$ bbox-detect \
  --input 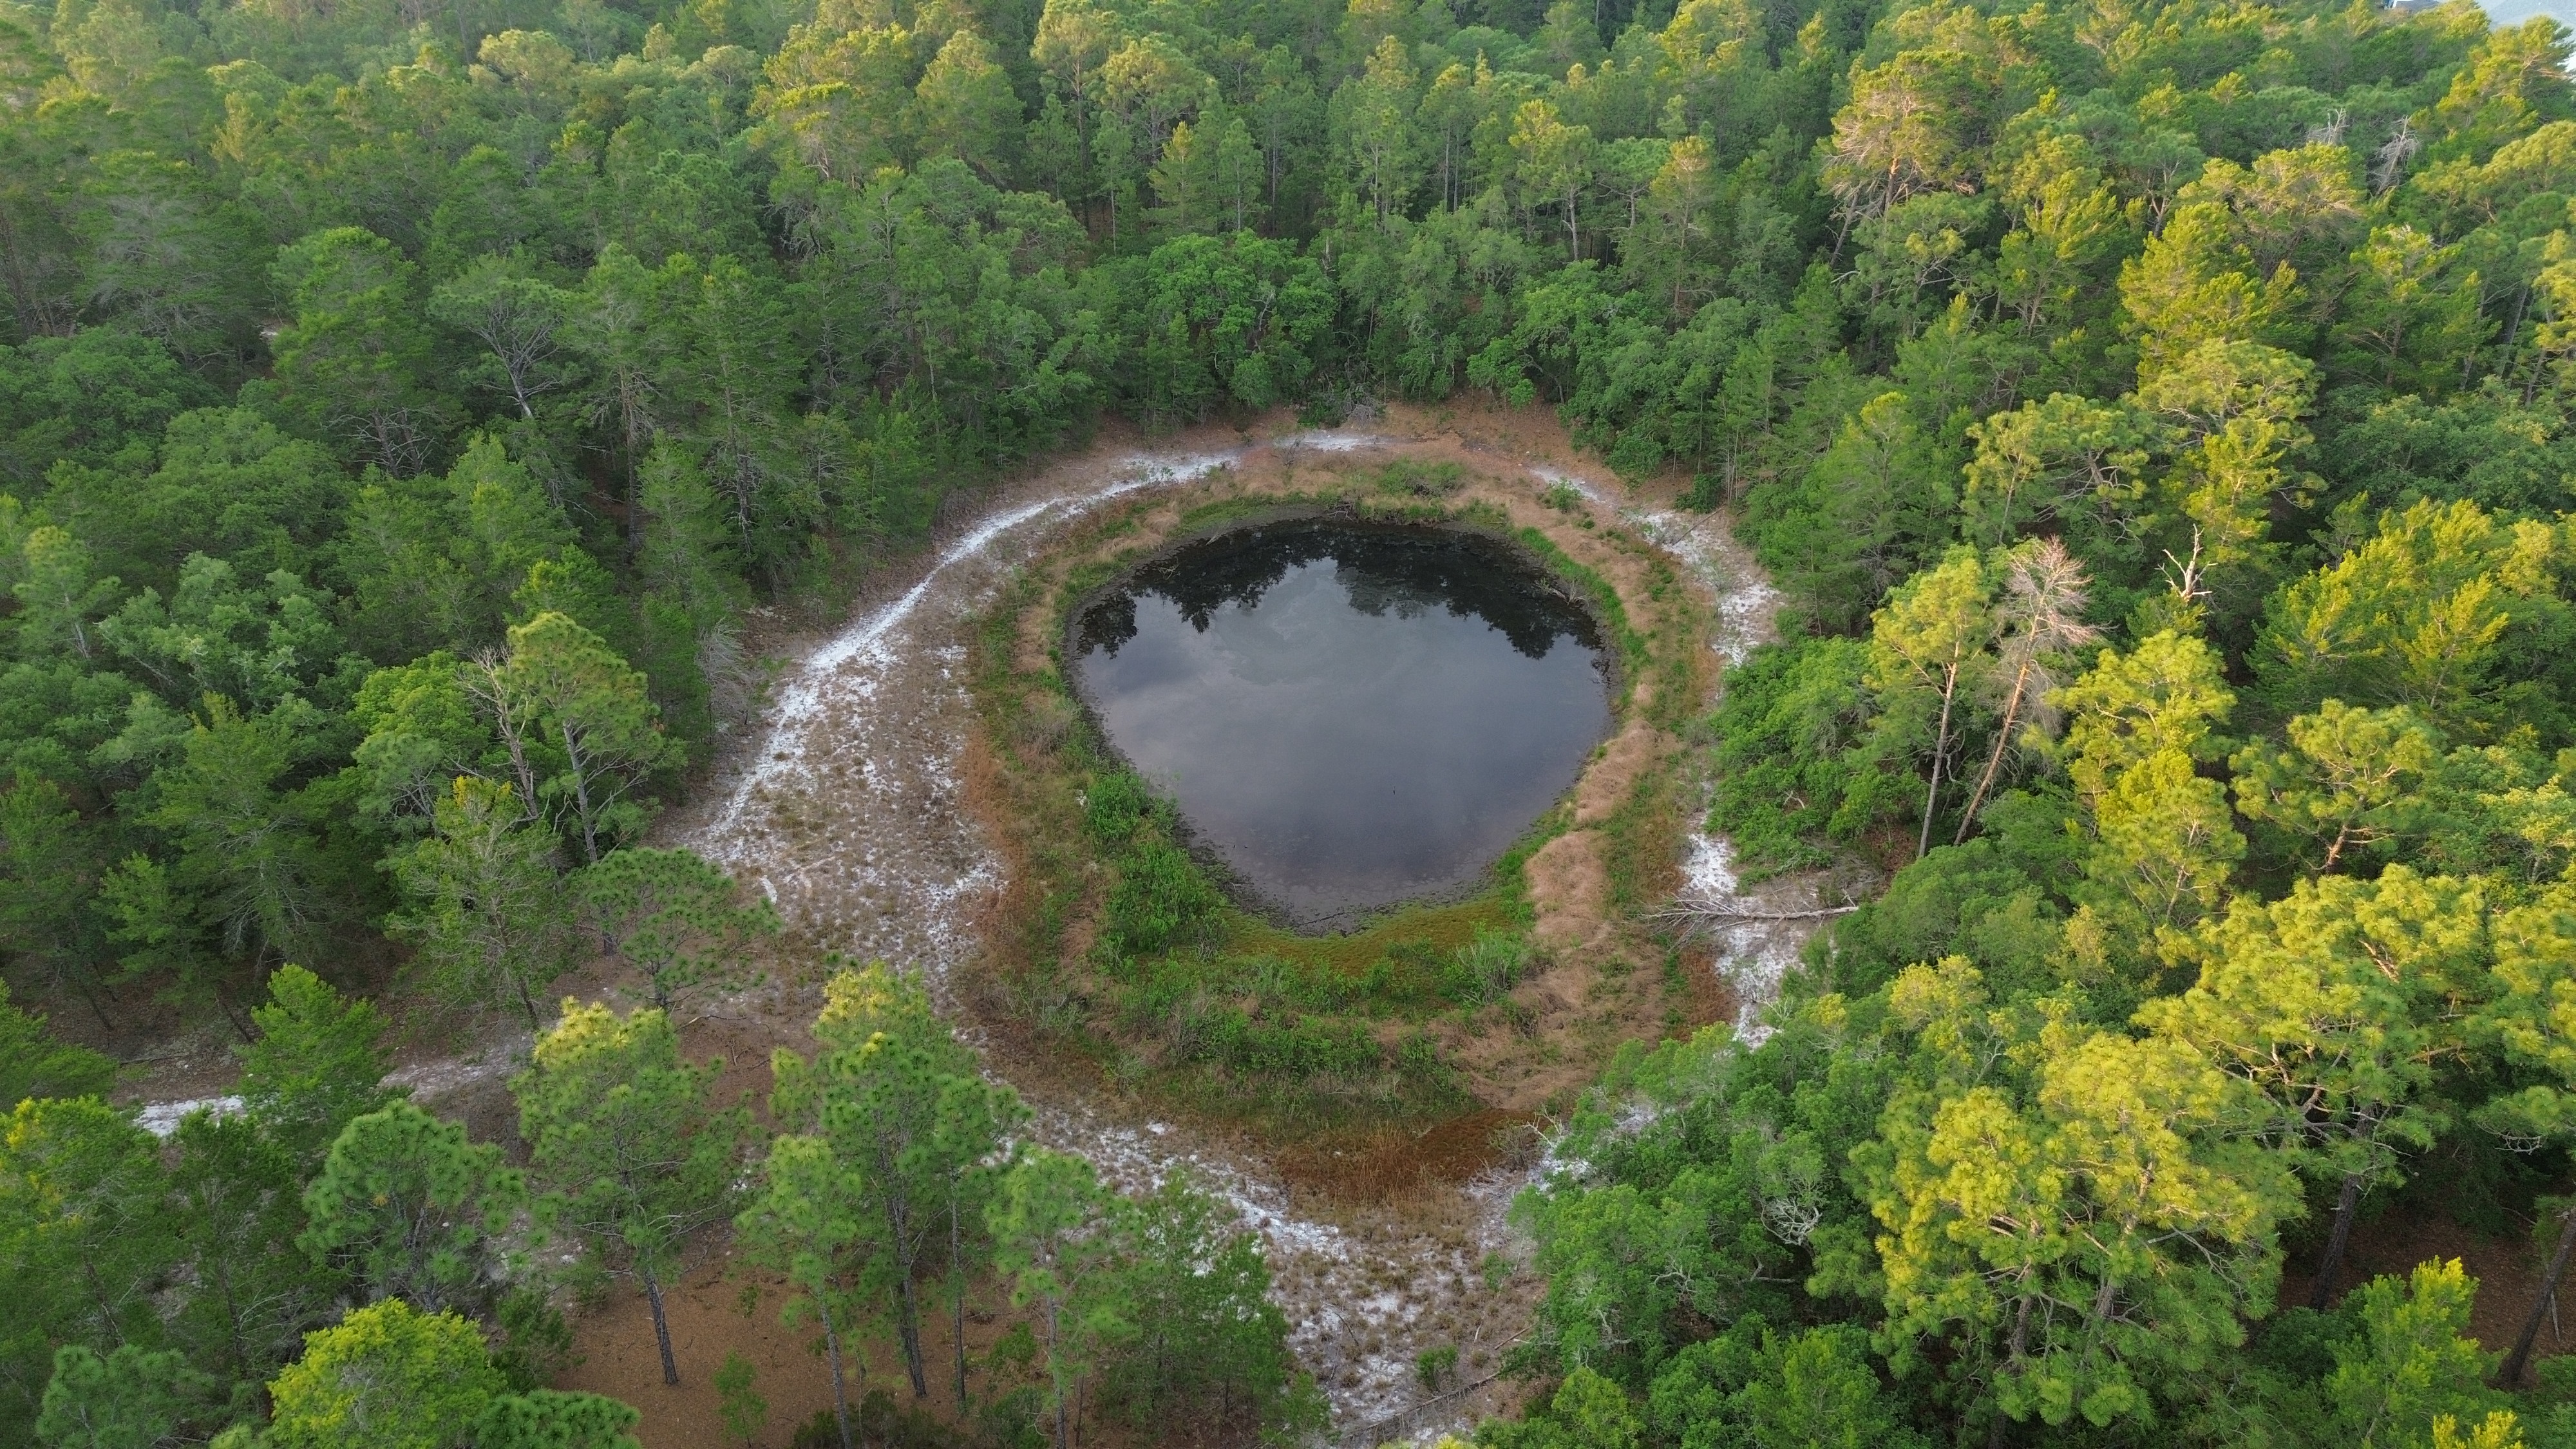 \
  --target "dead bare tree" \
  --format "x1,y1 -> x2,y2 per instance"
1955,538 -> 2099,842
